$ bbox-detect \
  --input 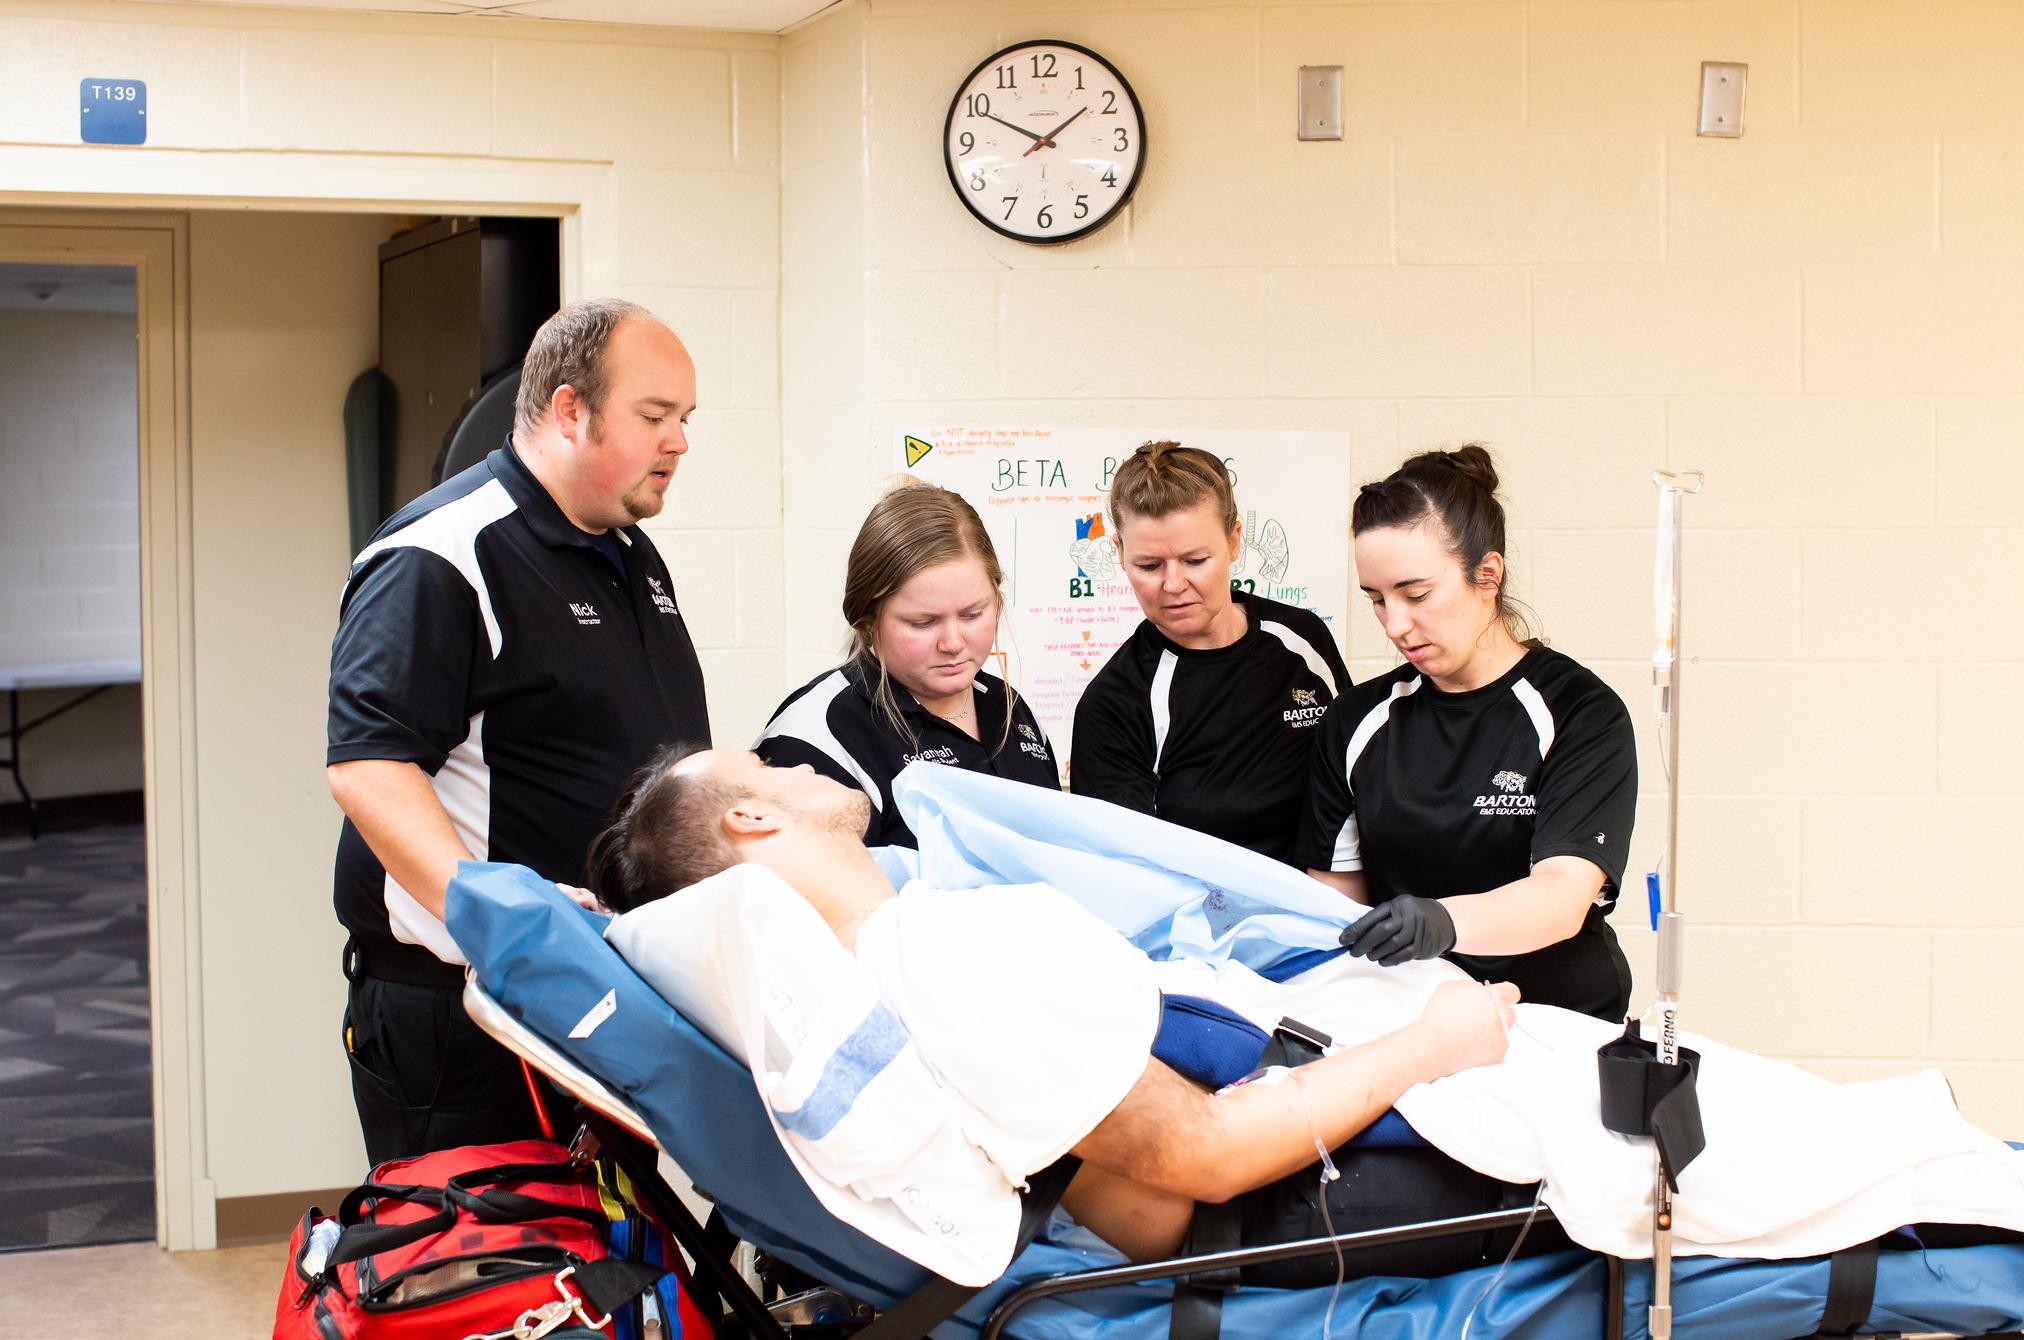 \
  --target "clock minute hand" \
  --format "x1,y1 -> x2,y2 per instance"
1022,104 -> 1089,157
979,111 -> 1047,144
